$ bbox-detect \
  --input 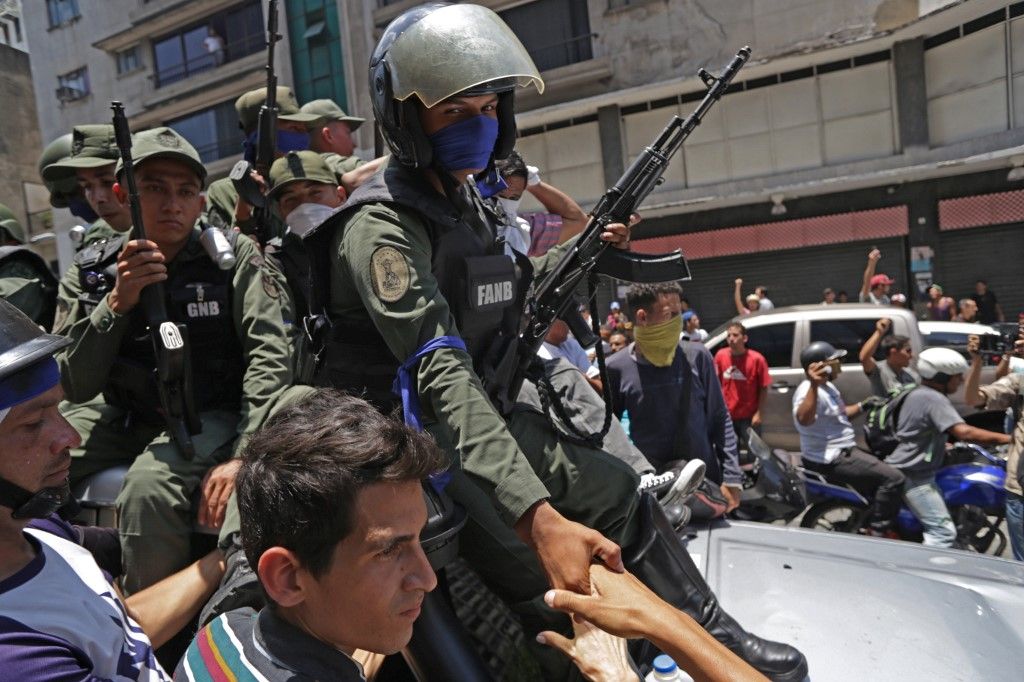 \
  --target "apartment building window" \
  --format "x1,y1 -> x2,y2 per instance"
153,3 -> 263,87
500,0 -> 593,72
116,46 -> 141,75
167,100 -> 239,163
56,67 -> 89,103
46,0 -> 79,28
